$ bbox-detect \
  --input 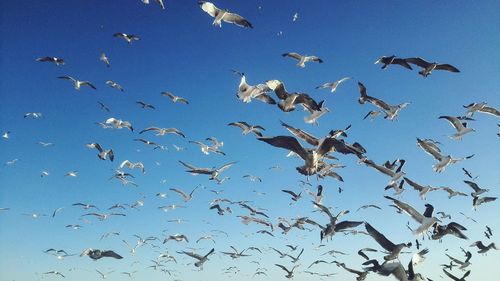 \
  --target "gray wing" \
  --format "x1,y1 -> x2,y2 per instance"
257,136 -> 308,160
222,12 -> 253,28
